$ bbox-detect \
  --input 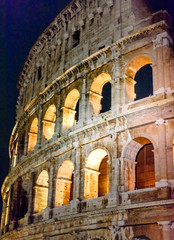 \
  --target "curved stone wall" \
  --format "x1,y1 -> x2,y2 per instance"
1,0 -> 174,240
